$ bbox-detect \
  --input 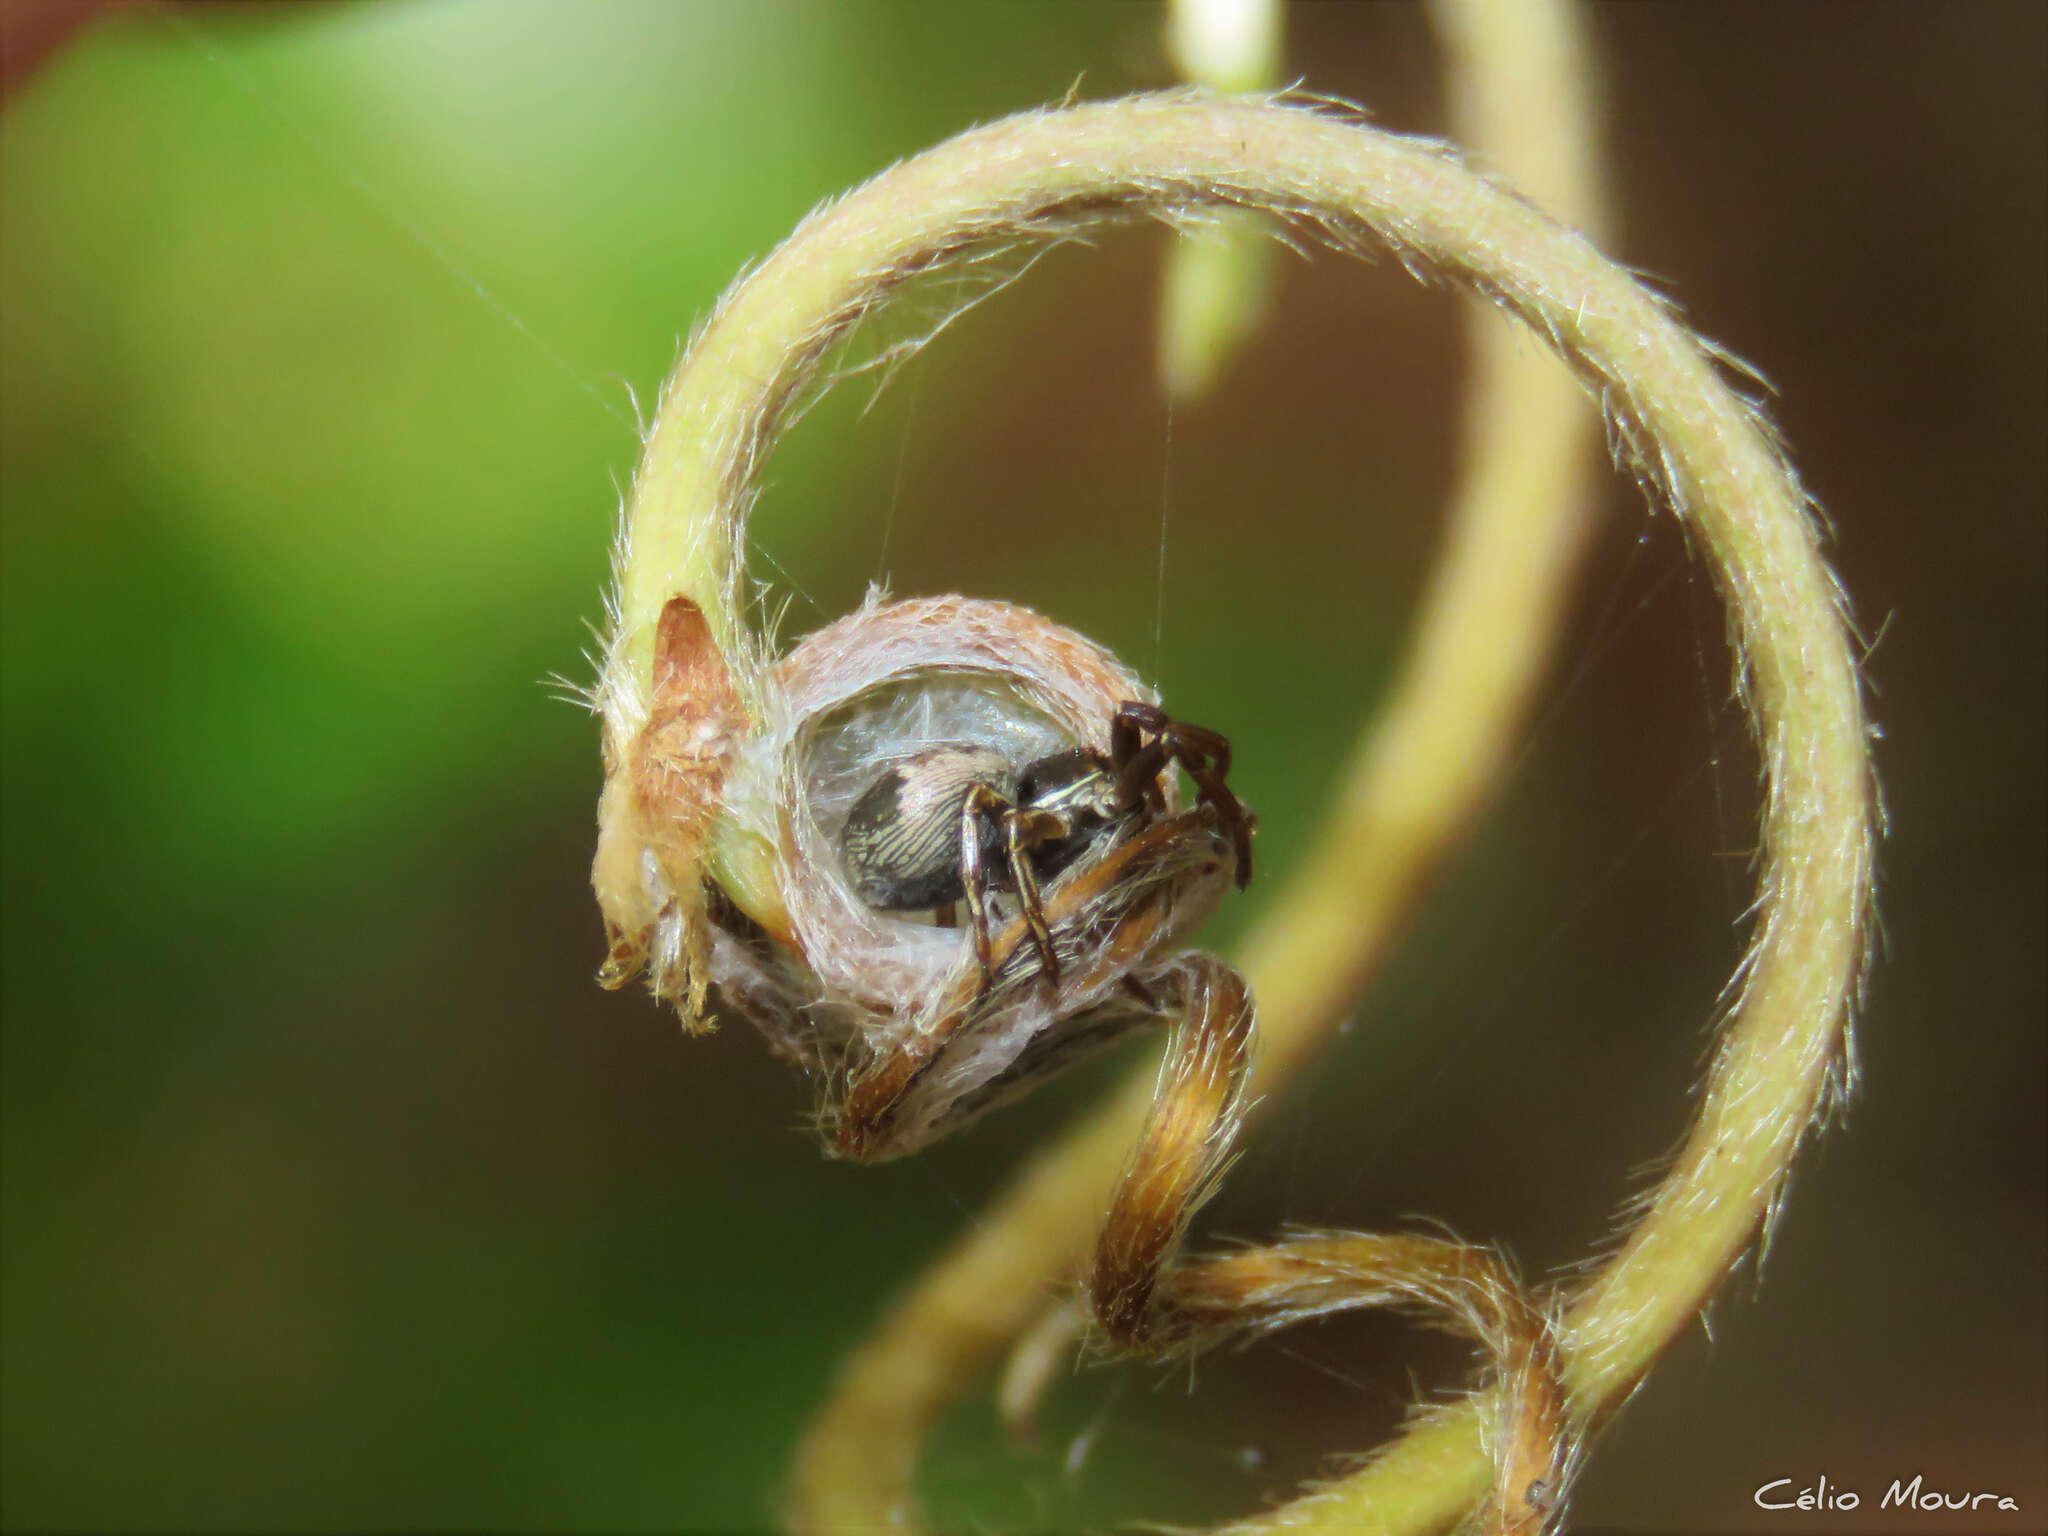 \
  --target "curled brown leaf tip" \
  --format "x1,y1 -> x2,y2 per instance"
592,595 -> 747,1028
